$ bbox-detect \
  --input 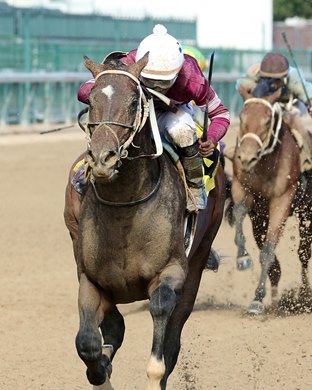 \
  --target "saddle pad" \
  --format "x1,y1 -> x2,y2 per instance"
71,160 -> 90,194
